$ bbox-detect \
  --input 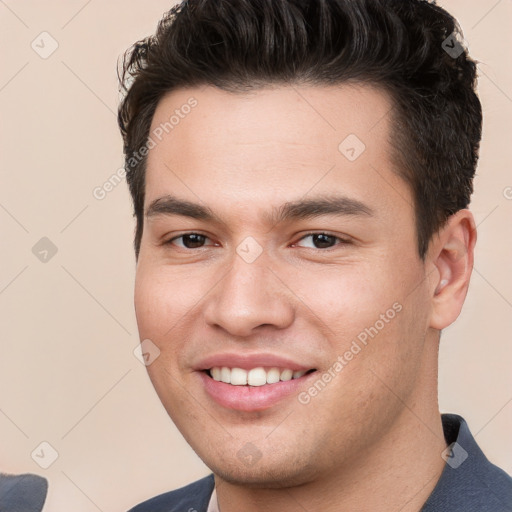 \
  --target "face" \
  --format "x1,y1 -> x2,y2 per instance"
134,84 -> 438,486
